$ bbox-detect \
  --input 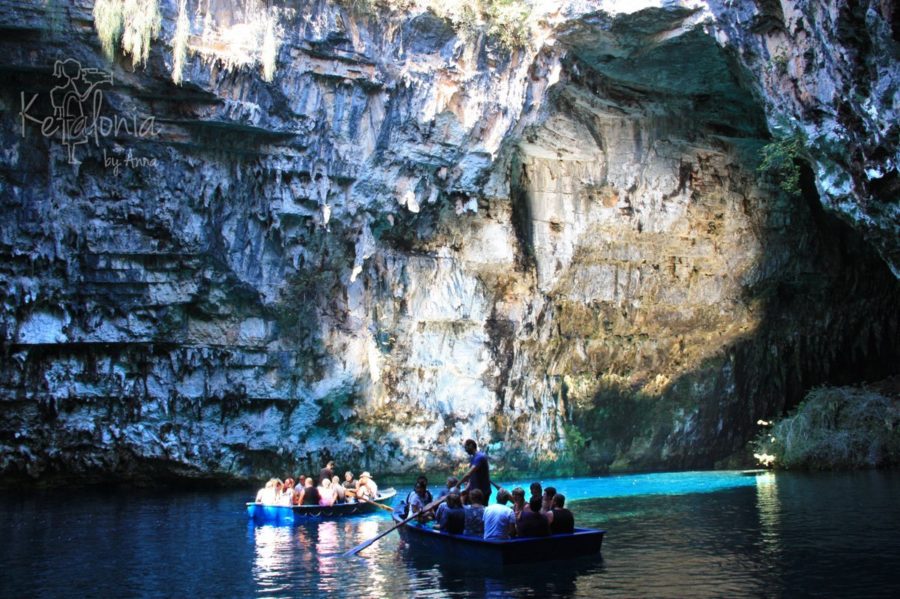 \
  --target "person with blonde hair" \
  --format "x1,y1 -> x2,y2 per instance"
332,475 -> 346,503
318,477 -> 336,507
255,478 -> 282,505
